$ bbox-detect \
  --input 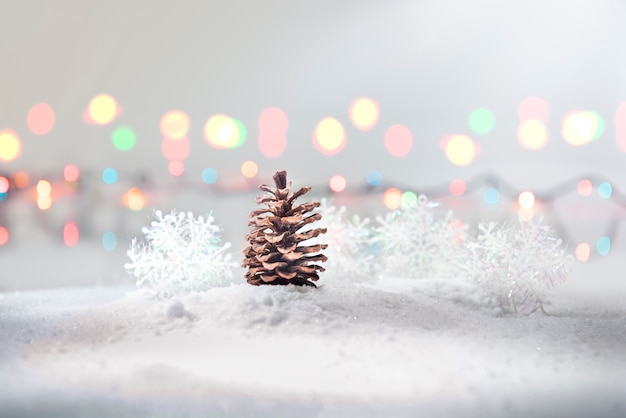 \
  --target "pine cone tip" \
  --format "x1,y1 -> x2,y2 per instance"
273,170 -> 288,189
